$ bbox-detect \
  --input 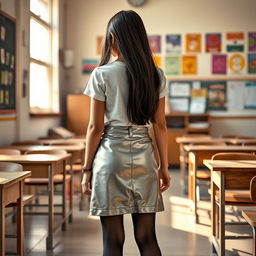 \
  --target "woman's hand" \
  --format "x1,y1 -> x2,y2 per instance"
158,168 -> 171,192
81,171 -> 93,195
